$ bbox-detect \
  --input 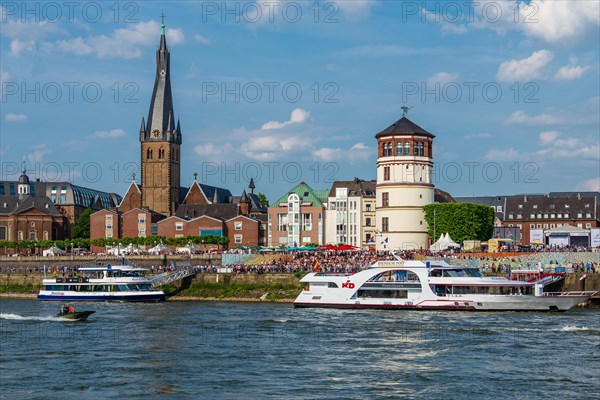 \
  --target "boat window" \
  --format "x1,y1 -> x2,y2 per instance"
328,282 -> 339,288
367,270 -> 420,283
357,289 -> 408,299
